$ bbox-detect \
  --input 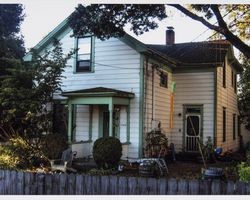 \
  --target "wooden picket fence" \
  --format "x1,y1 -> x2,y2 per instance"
0,169 -> 250,195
